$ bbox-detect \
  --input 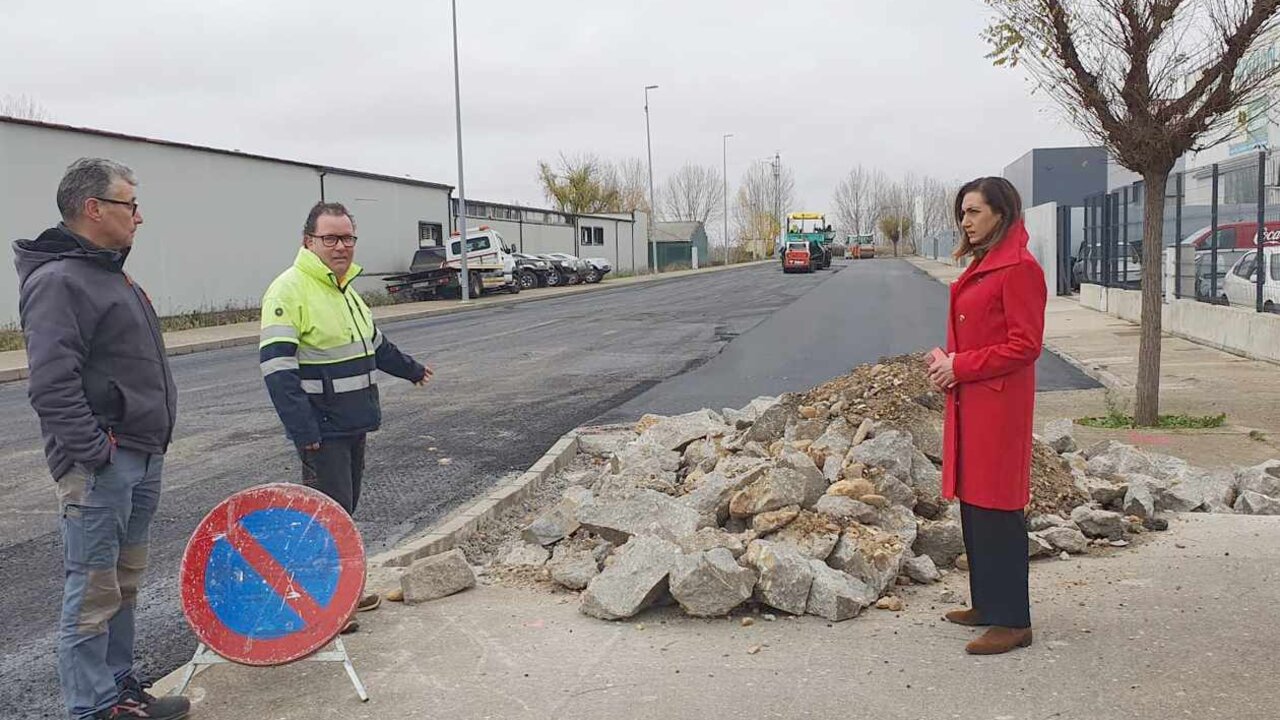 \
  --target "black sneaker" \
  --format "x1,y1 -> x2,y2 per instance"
100,677 -> 191,720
